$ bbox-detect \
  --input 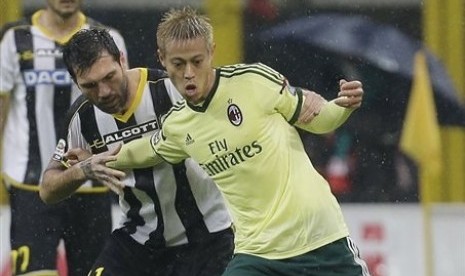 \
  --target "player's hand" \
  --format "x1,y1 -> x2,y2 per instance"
78,145 -> 126,195
298,89 -> 327,124
334,79 -> 363,109
65,148 -> 92,166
